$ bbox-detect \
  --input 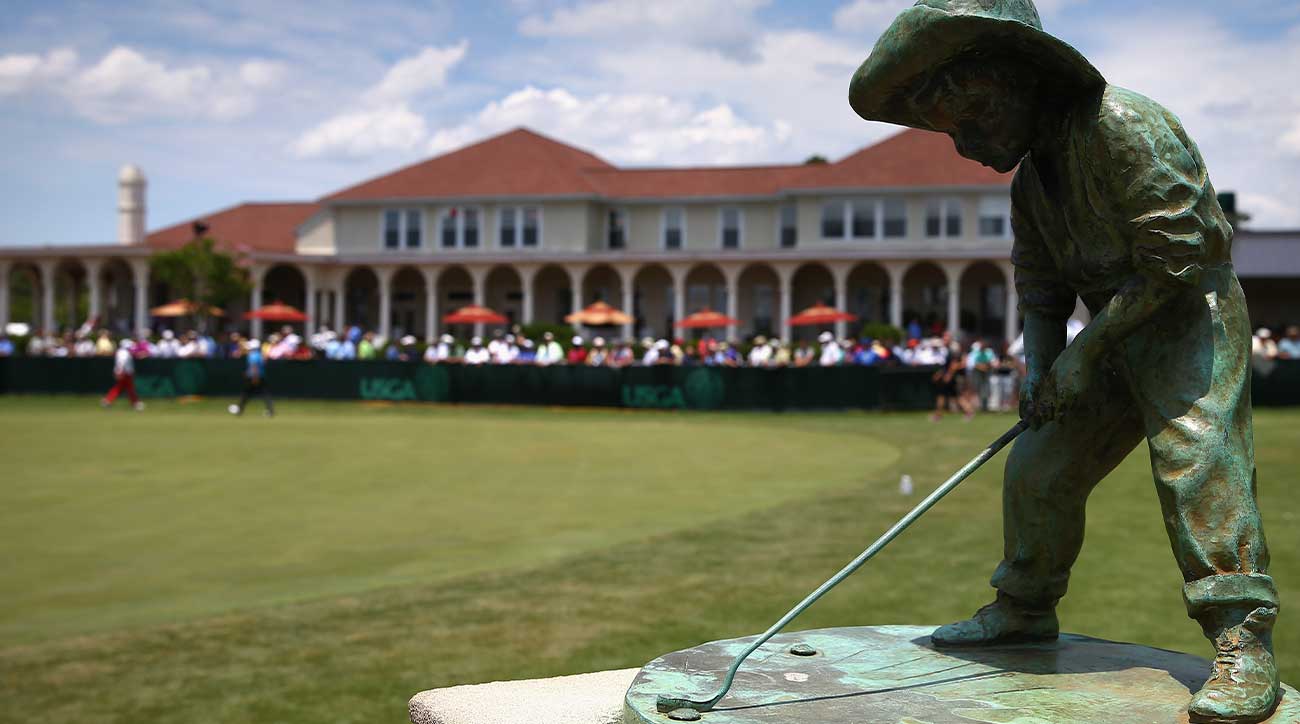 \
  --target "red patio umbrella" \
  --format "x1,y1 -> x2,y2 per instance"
442,304 -> 509,325
151,298 -> 225,318
787,303 -> 858,327
244,301 -> 307,322
565,301 -> 633,326
675,308 -> 740,329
